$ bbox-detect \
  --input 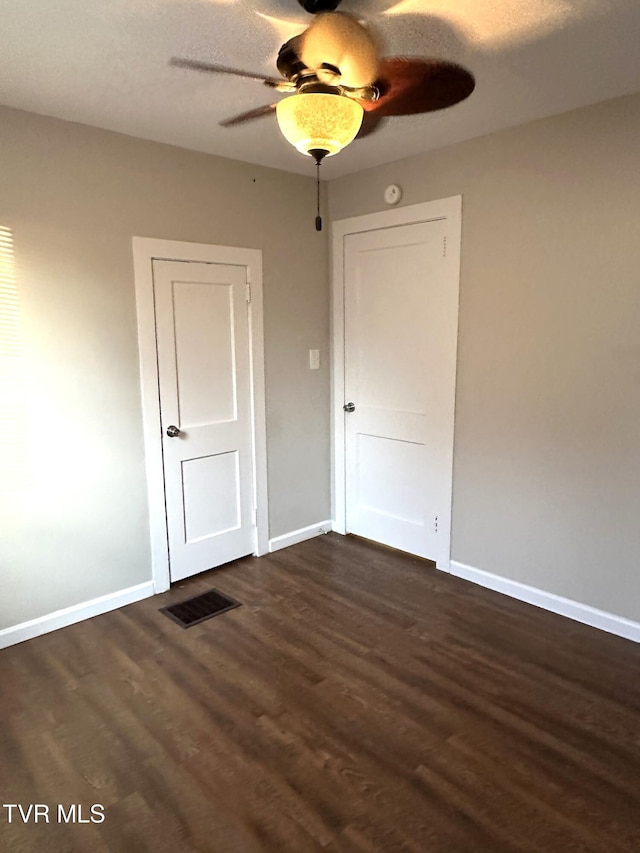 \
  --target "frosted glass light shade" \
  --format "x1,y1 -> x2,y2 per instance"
276,93 -> 364,157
